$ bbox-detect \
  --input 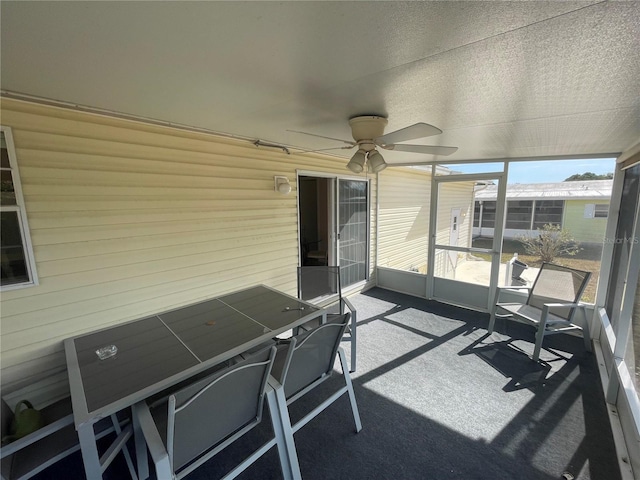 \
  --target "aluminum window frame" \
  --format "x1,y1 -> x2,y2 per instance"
479,200 -> 497,228
505,199 -> 534,230
532,199 -> 564,229
1,126 -> 38,290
